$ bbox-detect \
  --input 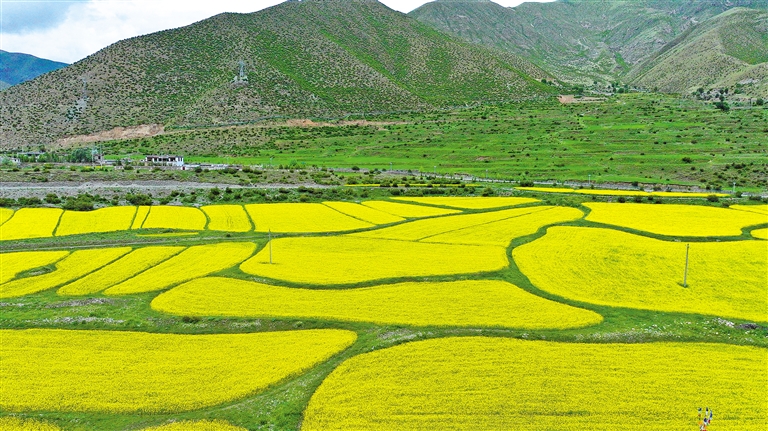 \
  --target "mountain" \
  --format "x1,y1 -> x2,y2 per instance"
0,0 -> 552,149
410,0 -> 767,84
0,81 -> 11,91
628,7 -> 768,97
0,50 -> 68,87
